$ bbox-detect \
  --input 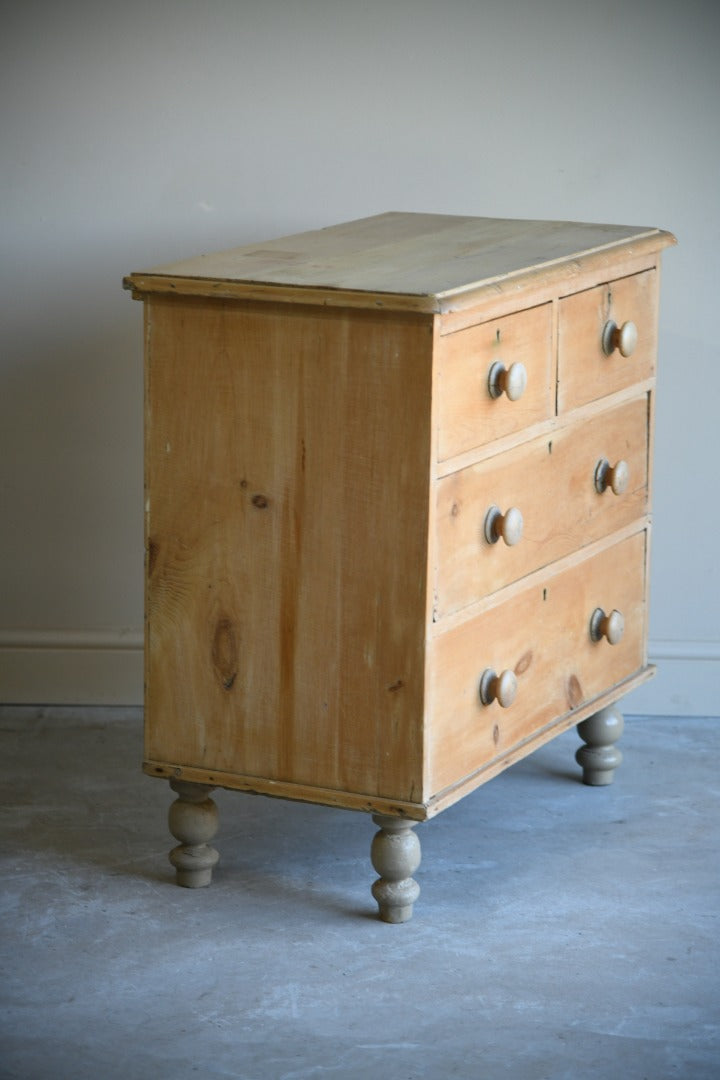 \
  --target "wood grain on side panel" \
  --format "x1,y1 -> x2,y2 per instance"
144,296 -> 434,804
